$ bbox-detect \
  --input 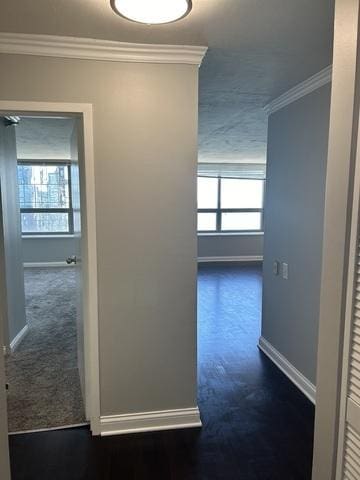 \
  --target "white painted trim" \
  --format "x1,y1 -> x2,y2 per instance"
80,105 -> 101,434
100,407 -> 202,436
258,336 -> 316,404
8,422 -> 89,436
0,101 -> 101,435
198,255 -> 263,263
0,33 -> 207,66
23,262 -> 73,268
10,324 -> 29,353
264,66 -> 332,115
22,235 -> 75,239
